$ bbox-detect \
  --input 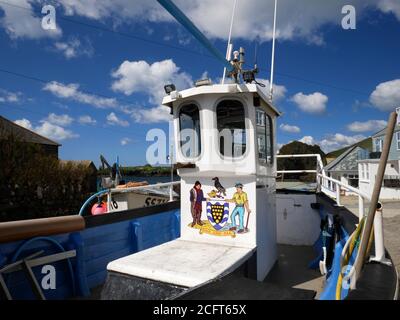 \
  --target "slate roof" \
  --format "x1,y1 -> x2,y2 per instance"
325,145 -> 357,171
372,124 -> 400,138
0,116 -> 60,146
